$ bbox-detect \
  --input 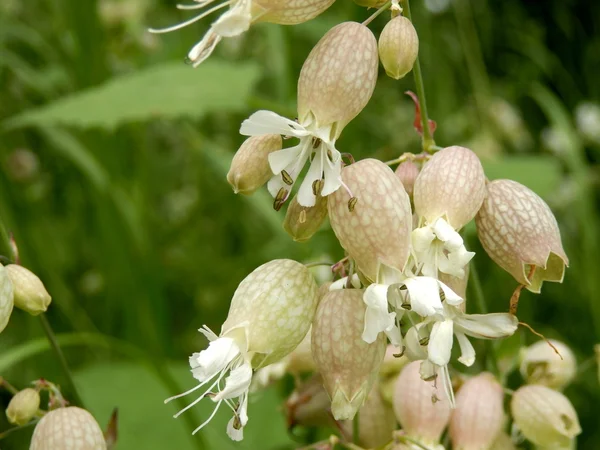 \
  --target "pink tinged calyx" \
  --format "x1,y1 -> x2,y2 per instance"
475,179 -> 568,293
240,22 -> 378,207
